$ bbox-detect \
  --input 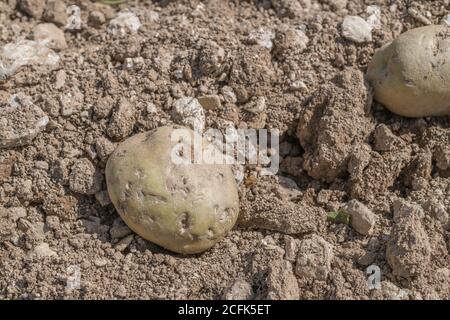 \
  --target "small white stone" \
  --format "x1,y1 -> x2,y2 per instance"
107,11 -> 141,36
342,16 -> 372,43
366,5 -> 382,30
172,97 -> 205,133
247,27 -> 275,49
0,39 -> 59,79
290,80 -> 308,92
146,102 -> 157,114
